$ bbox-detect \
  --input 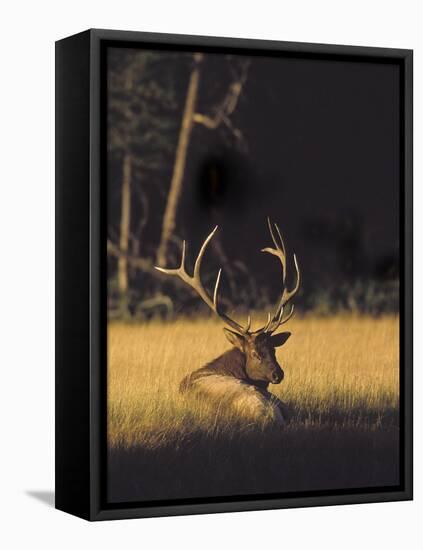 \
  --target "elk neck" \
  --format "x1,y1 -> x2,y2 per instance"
204,348 -> 270,391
